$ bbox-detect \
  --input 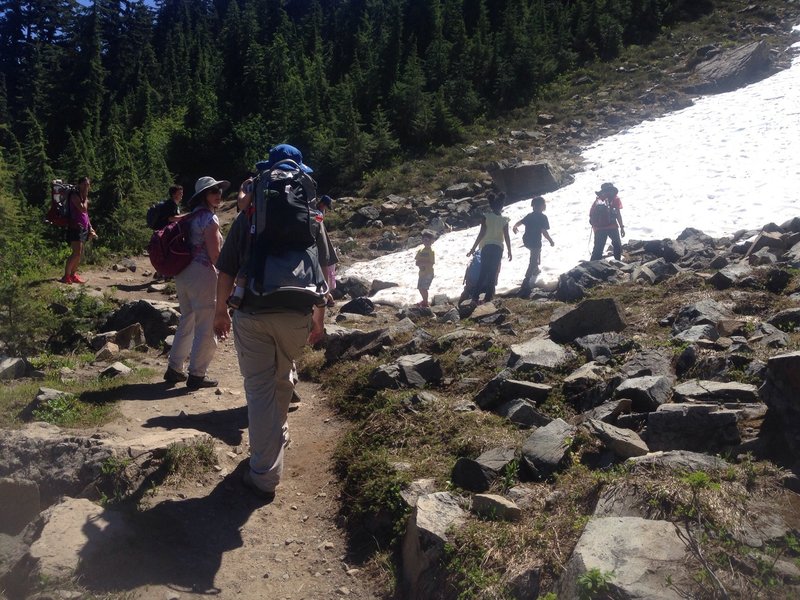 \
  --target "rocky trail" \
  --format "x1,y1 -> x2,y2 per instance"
4,253 -> 380,600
